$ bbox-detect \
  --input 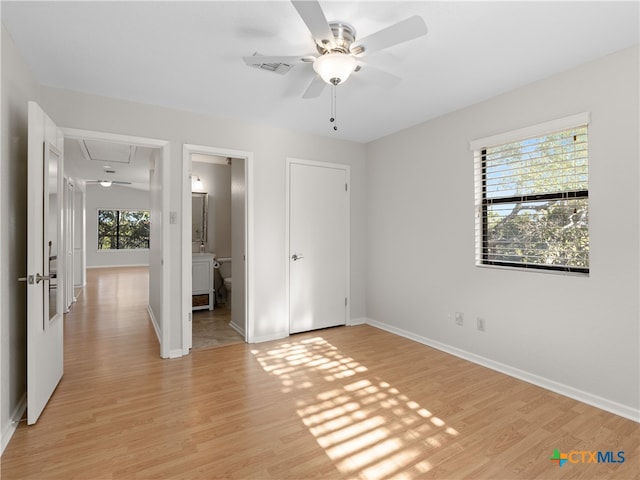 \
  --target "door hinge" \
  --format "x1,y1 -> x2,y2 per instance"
345,183 -> 348,192
345,297 -> 348,307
